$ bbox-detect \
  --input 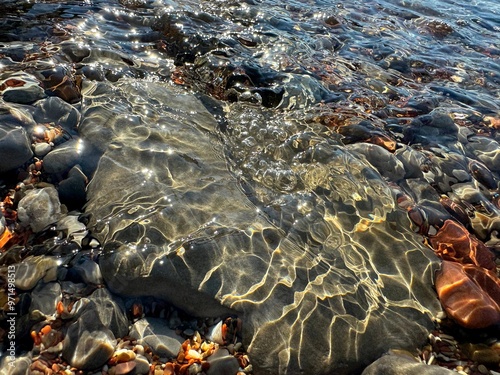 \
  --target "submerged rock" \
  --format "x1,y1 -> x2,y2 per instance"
129,317 -> 184,359
0,126 -> 33,173
362,352 -> 456,375
85,81 -> 441,375
17,187 -> 61,233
